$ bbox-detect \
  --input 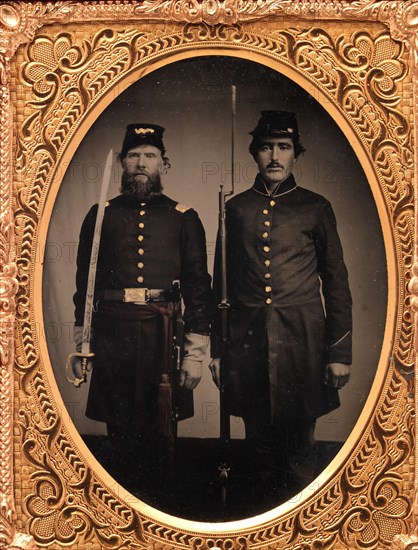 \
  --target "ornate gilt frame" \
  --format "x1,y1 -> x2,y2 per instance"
1,1 -> 418,548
